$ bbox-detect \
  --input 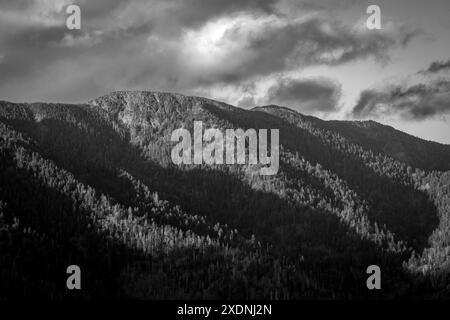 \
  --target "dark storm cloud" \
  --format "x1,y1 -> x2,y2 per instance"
419,59 -> 450,74
352,81 -> 450,120
251,18 -> 414,66
264,77 -> 342,112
